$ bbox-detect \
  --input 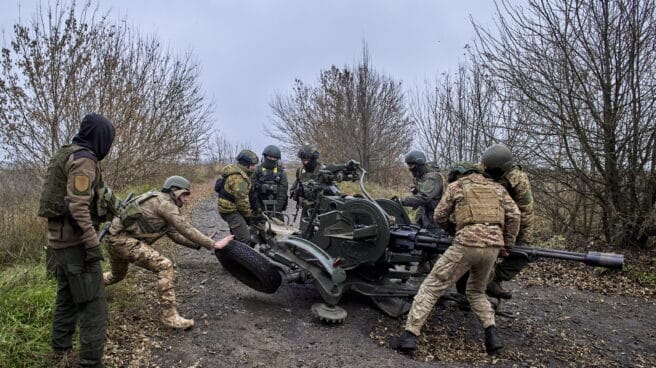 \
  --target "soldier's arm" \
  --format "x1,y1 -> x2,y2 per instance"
158,201 -> 215,250
402,177 -> 439,207
229,176 -> 252,217
65,156 -> 100,249
277,171 -> 289,210
433,184 -> 455,228
512,173 -> 535,242
501,190 -> 521,248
